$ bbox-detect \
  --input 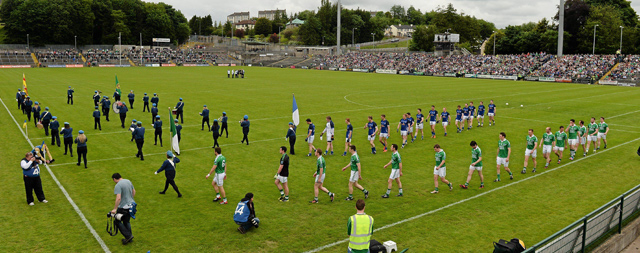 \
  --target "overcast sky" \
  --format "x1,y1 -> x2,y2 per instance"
151,0 -> 640,28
